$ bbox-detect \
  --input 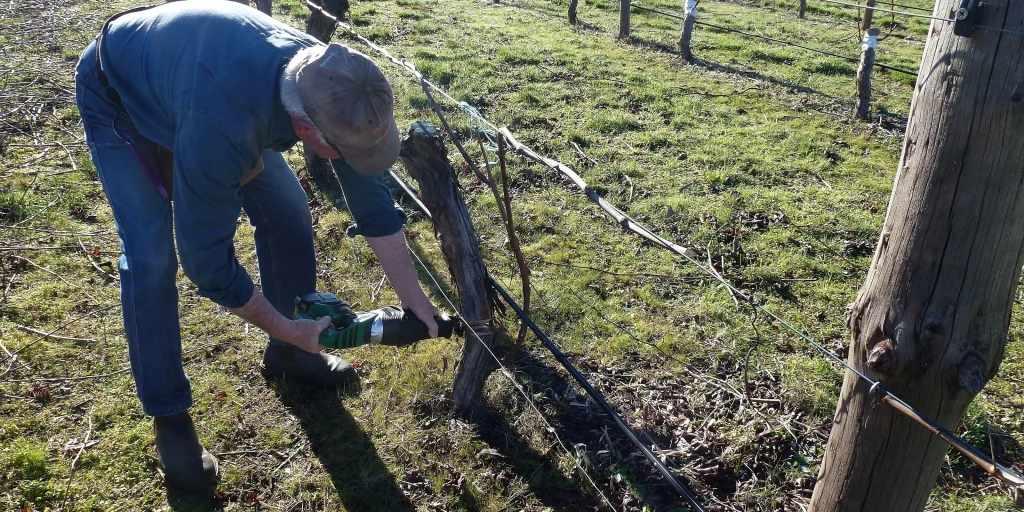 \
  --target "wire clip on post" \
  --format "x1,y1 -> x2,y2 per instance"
953,0 -> 984,37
